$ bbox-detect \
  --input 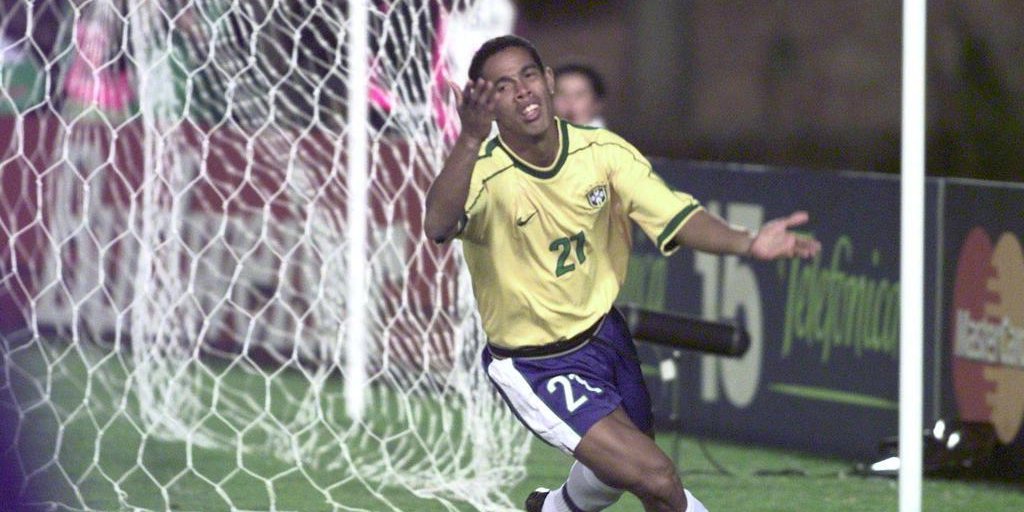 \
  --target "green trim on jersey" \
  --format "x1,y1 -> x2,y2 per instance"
498,119 -> 571,180
479,137 -> 501,160
465,164 -> 515,214
657,203 -> 702,250
591,141 -> 656,177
